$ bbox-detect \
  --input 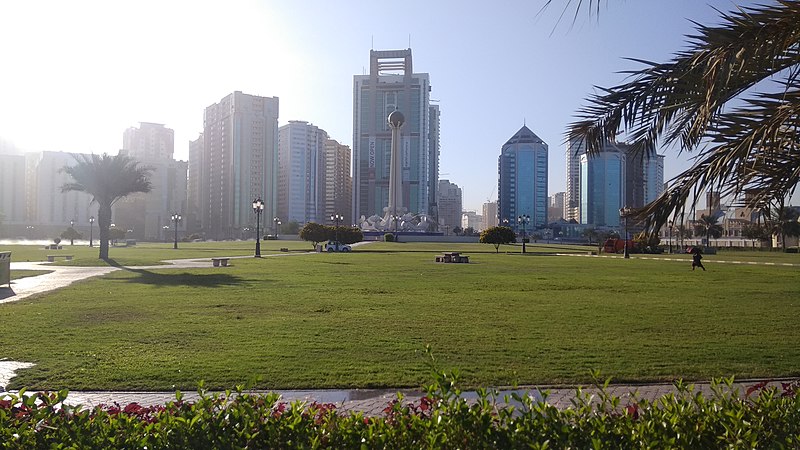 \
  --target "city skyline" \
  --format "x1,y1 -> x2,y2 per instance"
0,1 -> 760,211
